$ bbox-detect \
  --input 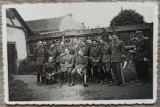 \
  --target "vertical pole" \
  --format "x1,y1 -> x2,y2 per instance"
62,34 -> 65,41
